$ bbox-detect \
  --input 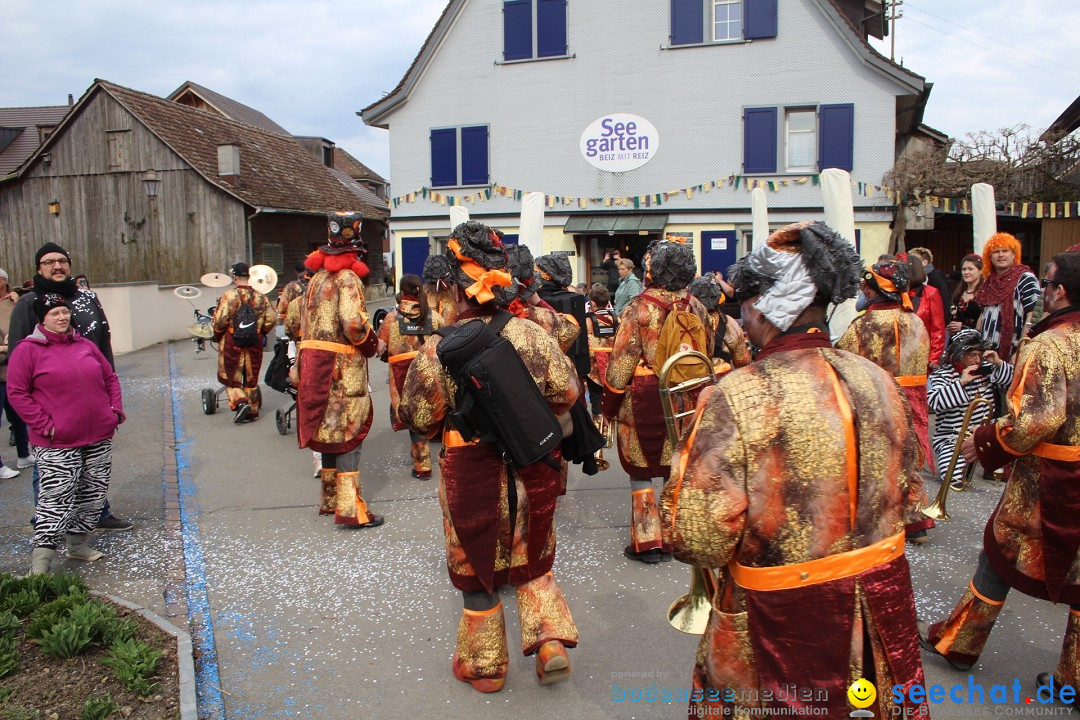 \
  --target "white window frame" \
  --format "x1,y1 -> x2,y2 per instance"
712,0 -> 743,42
784,108 -> 817,173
